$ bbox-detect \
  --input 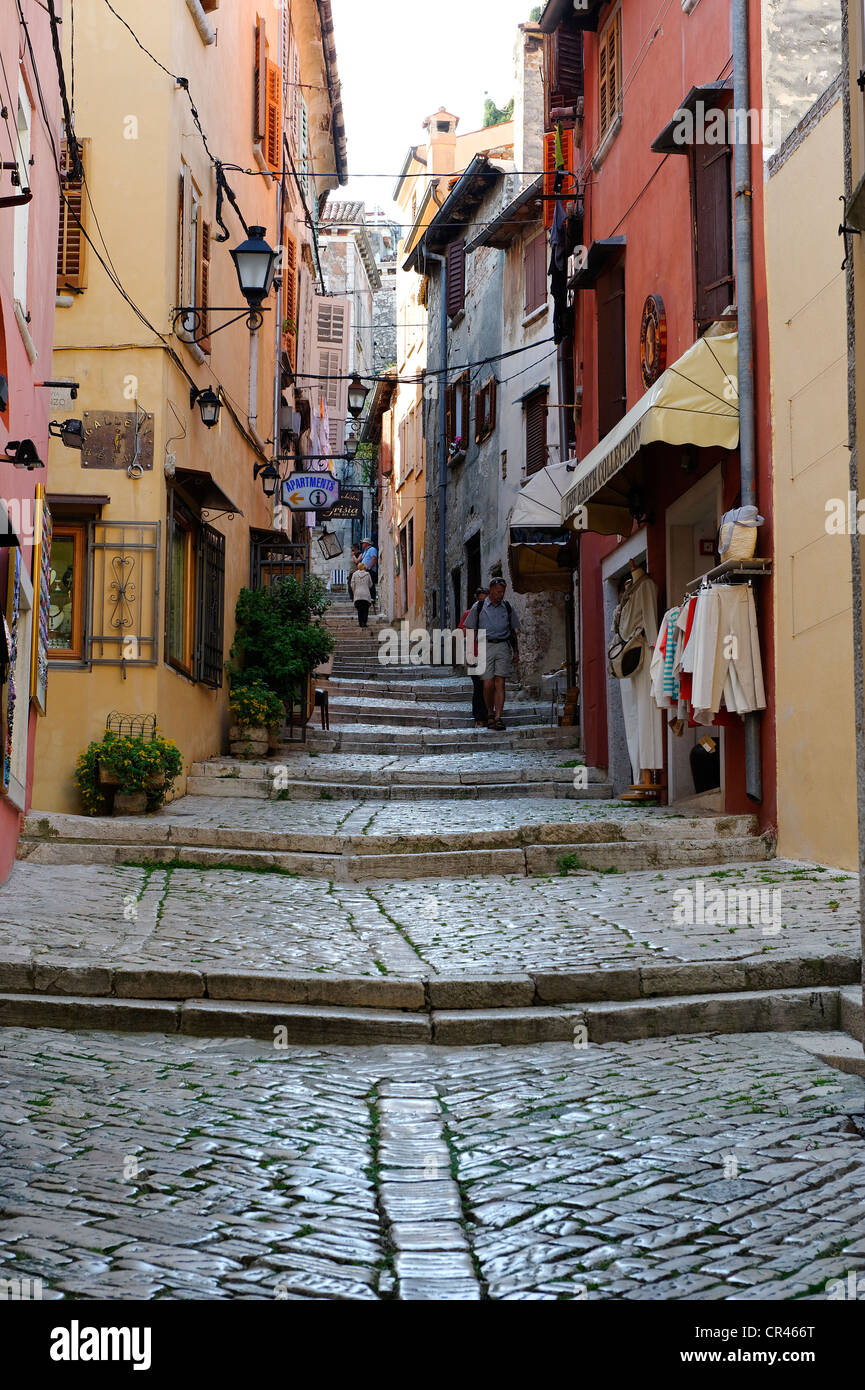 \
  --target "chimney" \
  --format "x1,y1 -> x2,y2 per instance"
513,24 -> 545,189
423,107 -> 459,179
